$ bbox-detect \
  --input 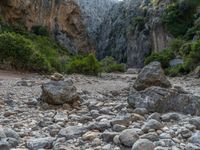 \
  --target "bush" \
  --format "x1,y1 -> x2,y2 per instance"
101,56 -> 125,73
0,32 -> 51,72
182,40 -> 200,72
66,53 -> 101,75
162,0 -> 198,37
169,38 -> 185,54
31,26 -> 49,36
145,49 -> 175,68
165,65 -> 185,76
